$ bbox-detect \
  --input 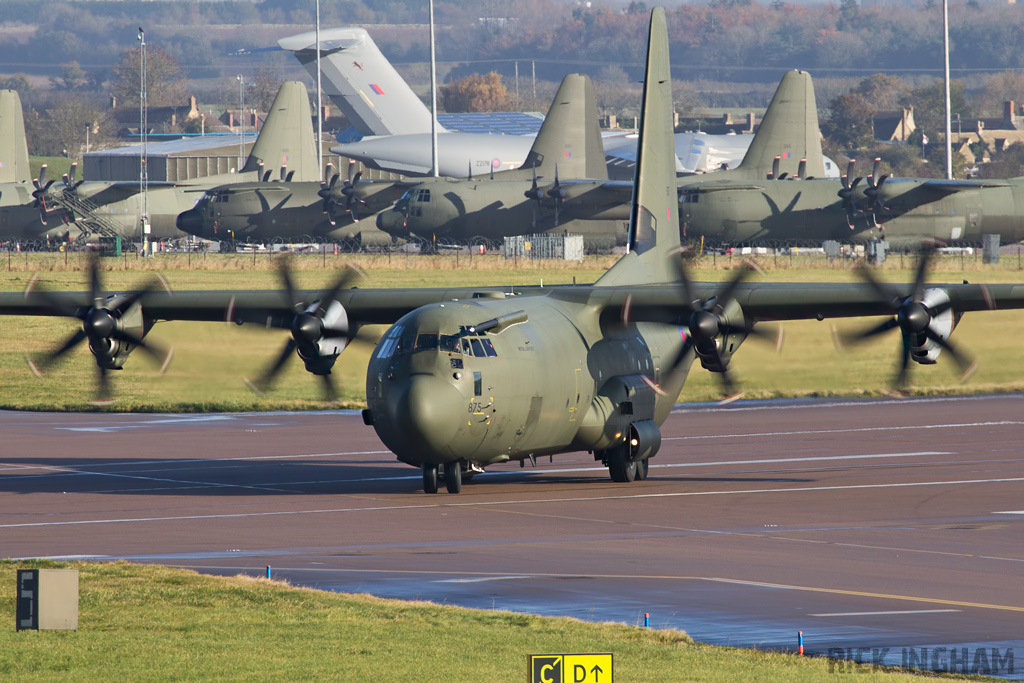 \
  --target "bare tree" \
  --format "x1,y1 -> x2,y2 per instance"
111,46 -> 188,108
